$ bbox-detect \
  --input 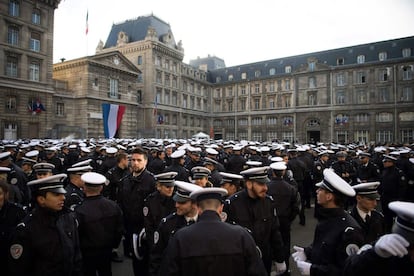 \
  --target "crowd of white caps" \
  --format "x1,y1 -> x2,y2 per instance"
1,137 -> 414,157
